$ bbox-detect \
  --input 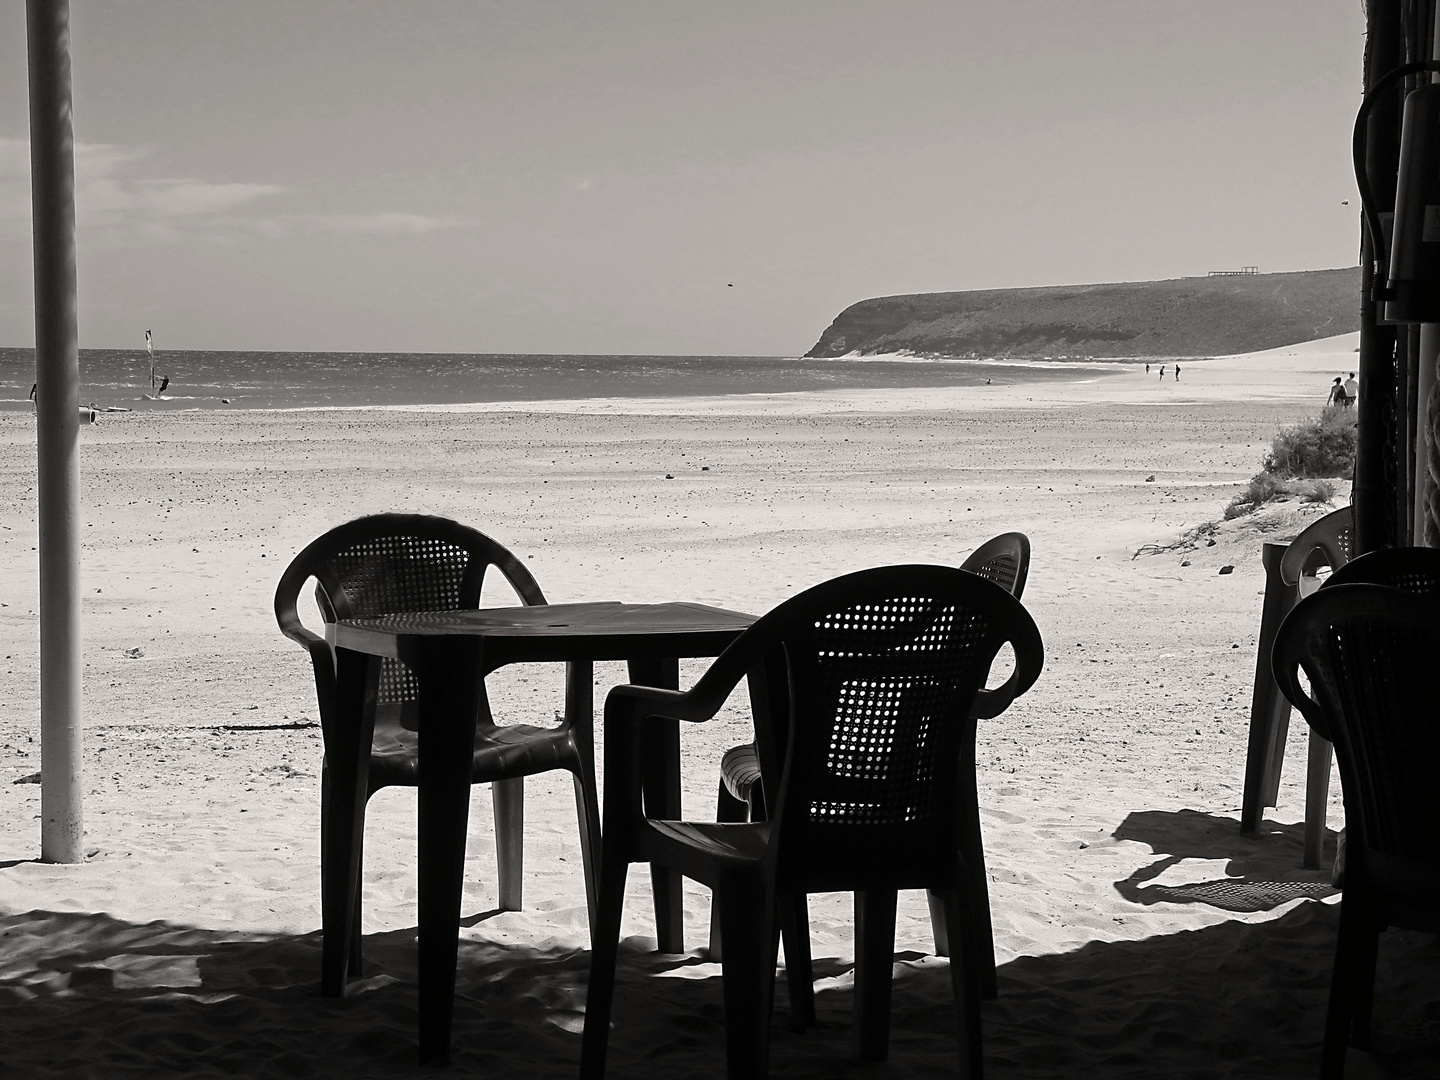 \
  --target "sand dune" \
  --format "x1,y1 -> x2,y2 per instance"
0,334 -> 1432,1077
